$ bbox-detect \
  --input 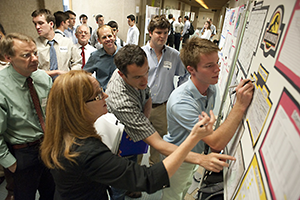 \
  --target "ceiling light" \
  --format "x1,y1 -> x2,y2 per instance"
195,0 -> 209,9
